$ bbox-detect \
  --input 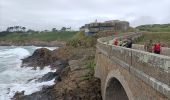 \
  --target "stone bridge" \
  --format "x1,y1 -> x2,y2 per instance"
95,33 -> 170,100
